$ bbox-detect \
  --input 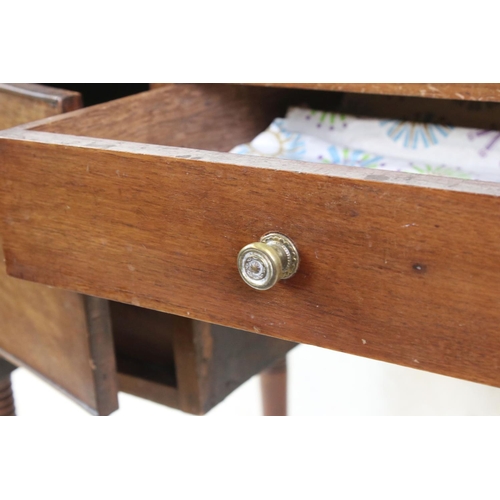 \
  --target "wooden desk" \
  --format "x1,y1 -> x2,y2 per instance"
1,83 -> 499,407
